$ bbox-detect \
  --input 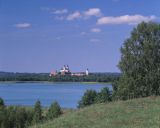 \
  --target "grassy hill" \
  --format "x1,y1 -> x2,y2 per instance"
30,96 -> 160,128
